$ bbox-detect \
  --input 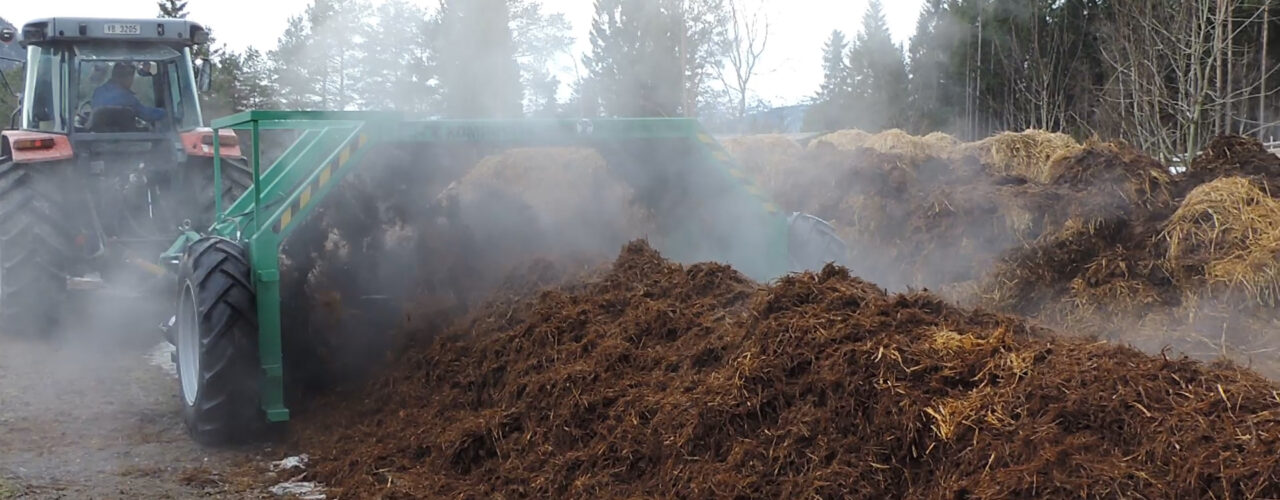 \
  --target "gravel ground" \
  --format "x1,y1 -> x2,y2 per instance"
0,298 -> 279,499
